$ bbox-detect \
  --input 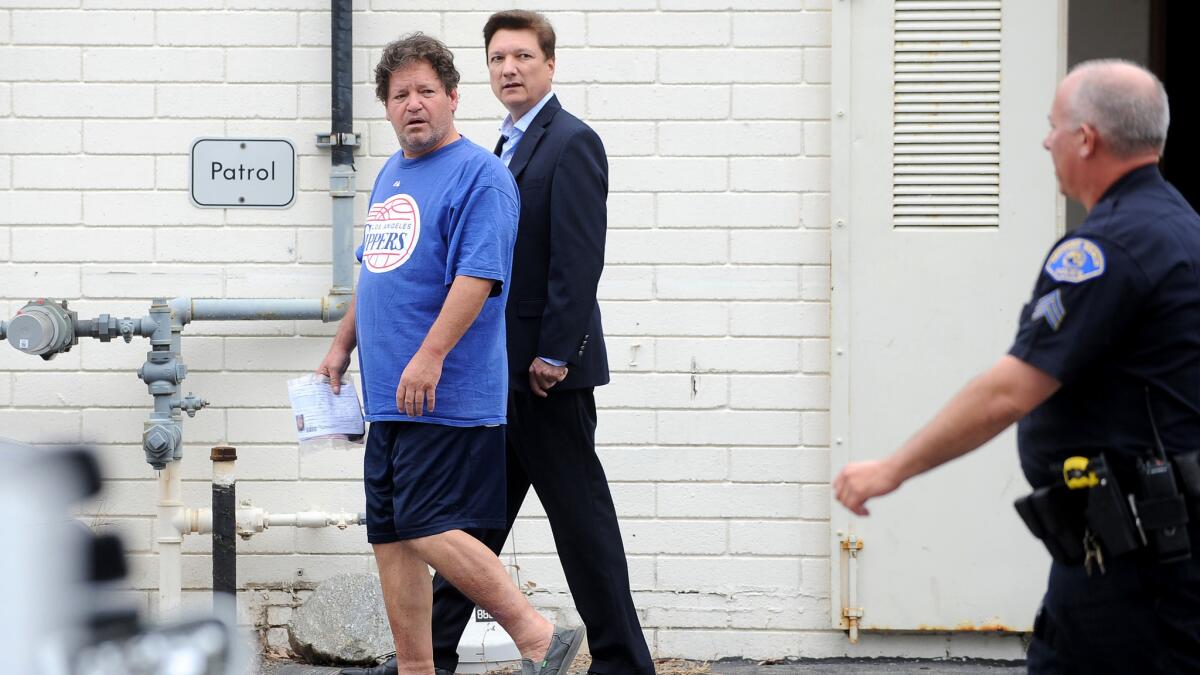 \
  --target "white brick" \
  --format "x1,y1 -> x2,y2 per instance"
555,47 -> 655,83
594,409 -> 655,445
596,373 -> 726,409
661,0 -> 805,7
802,192 -> 831,228
658,193 -> 801,229
13,11 -> 154,45
224,265 -> 329,297
656,266 -> 800,301
0,84 -> 9,115
733,11 -> 830,47
156,228 -> 296,263
157,12 -> 298,47
658,411 -> 800,446
81,265 -> 223,299
732,84 -> 829,120
590,85 -> 728,120
184,372 -> 292,408
157,84 -> 298,119
13,227 -> 152,262
3,264 -> 81,297
82,410 -> 226,447
0,119 -> 81,154
802,410 -> 829,446
623,520 -> 726,555
801,337 -> 831,372
730,374 -> 829,410
226,191 -> 343,227
606,230 -> 726,264
655,337 -> 798,373
0,373 -> 11,406
0,159 -> 9,190
85,0 -> 223,6
596,265 -> 653,300
729,301 -> 829,337
657,556 -> 801,593
13,372 -> 151,407
804,120 -> 831,156
660,483 -> 799,518
298,439 -> 365,480
659,121 -> 803,157
602,301 -> 727,337
731,230 -> 829,264
609,157 -> 726,192
228,407 -> 300,443
801,265 -> 830,301
805,46 -> 831,83
14,83 -> 155,118
84,192 -> 224,226
587,122 -> 654,157
83,48 -> 224,82
524,0 -> 655,9
0,334 -> 80,370
298,82 -> 392,121
226,120 -> 359,156
588,12 -> 727,47
443,11 -> 586,49
599,446 -> 727,482
0,410 -> 80,443
224,0 -> 335,8
729,447 -> 828,482
83,121 -> 226,155
730,520 -> 828,555
301,11 -> 440,48
91,516 -> 154,553
13,156 -> 154,190
227,48 -> 330,83
155,156 -> 190,190
224,336 -> 334,370
731,157 -> 830,192
0,11 -> 8,42
607,193 -> 655,228
660,48 -> 802,84
0,46 -> 80,81
800,483 -> 830,519
664,627 -> 802,660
